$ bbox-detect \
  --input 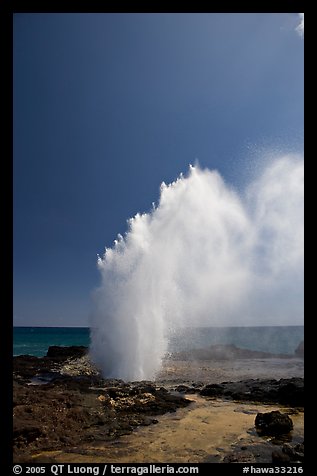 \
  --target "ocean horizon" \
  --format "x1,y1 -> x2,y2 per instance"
13,325 -> 304,358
